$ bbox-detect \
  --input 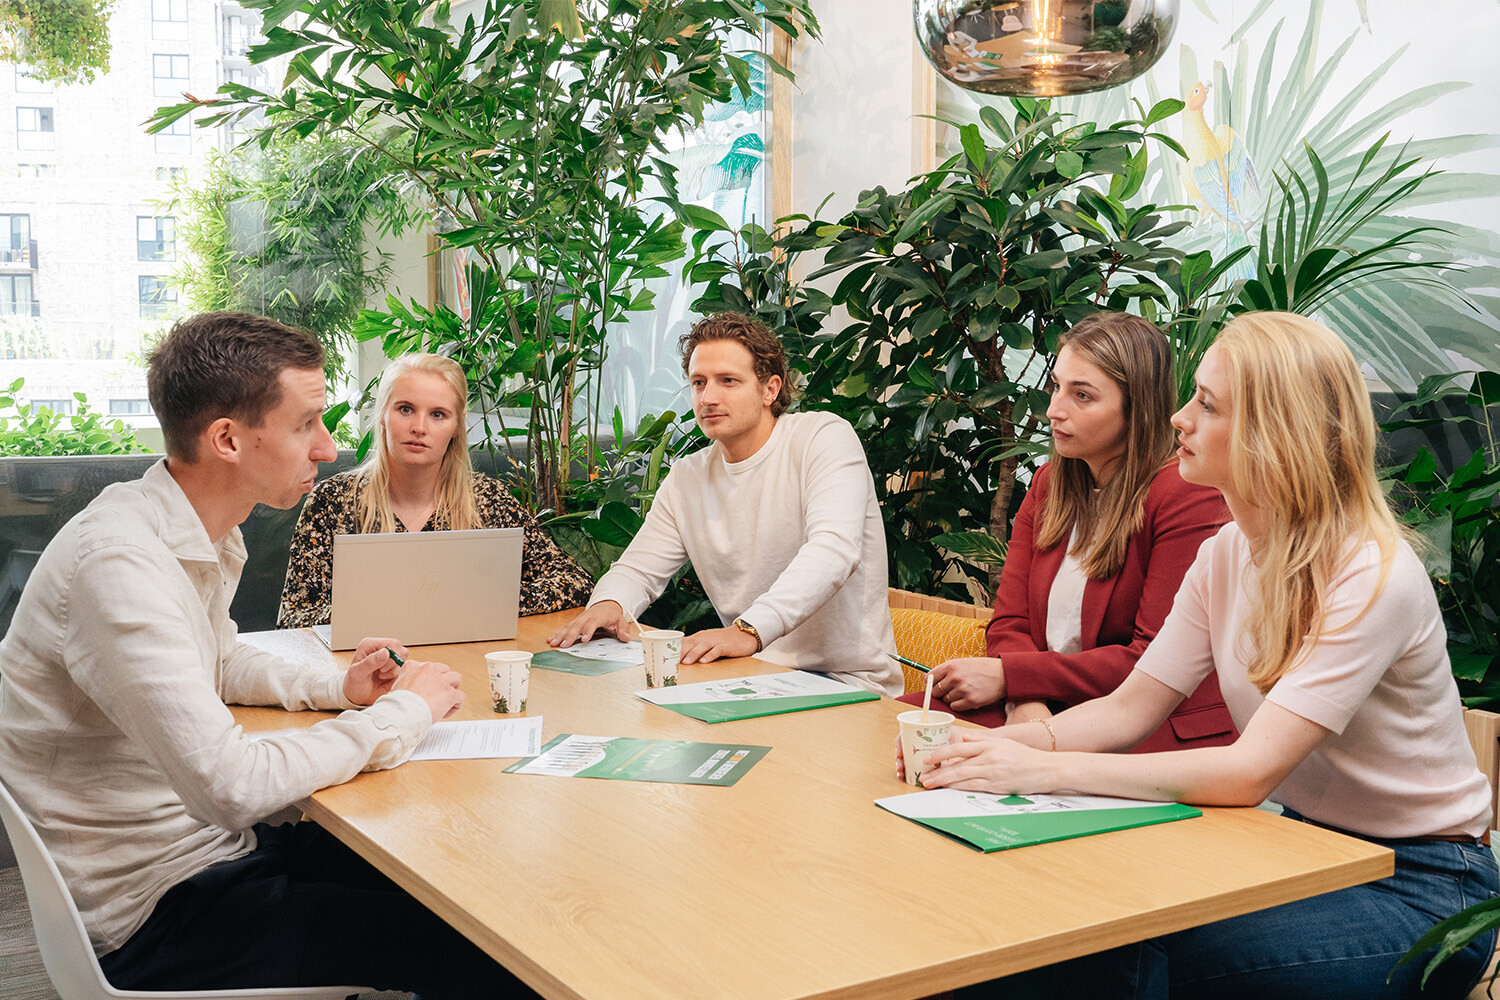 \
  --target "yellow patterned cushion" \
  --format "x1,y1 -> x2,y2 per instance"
890,608 -> 988,694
